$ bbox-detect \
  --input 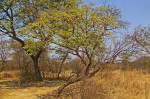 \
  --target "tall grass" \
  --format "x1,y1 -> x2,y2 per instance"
63,70 -> 150,99
0,71 -> 19,80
